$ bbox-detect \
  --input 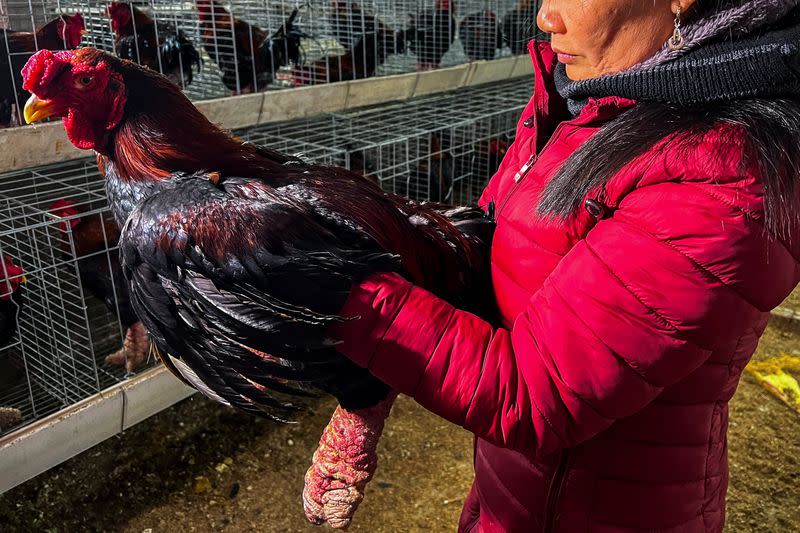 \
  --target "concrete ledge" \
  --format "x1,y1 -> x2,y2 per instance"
511,54 -> 534,78
345,72 -> 418,108
0,123 -> 83,174
467,56 -> 518,86
260,83 -> 349,124
196,92 -> 264,131
0,366 -> 194,494
413,64 -> 471,97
